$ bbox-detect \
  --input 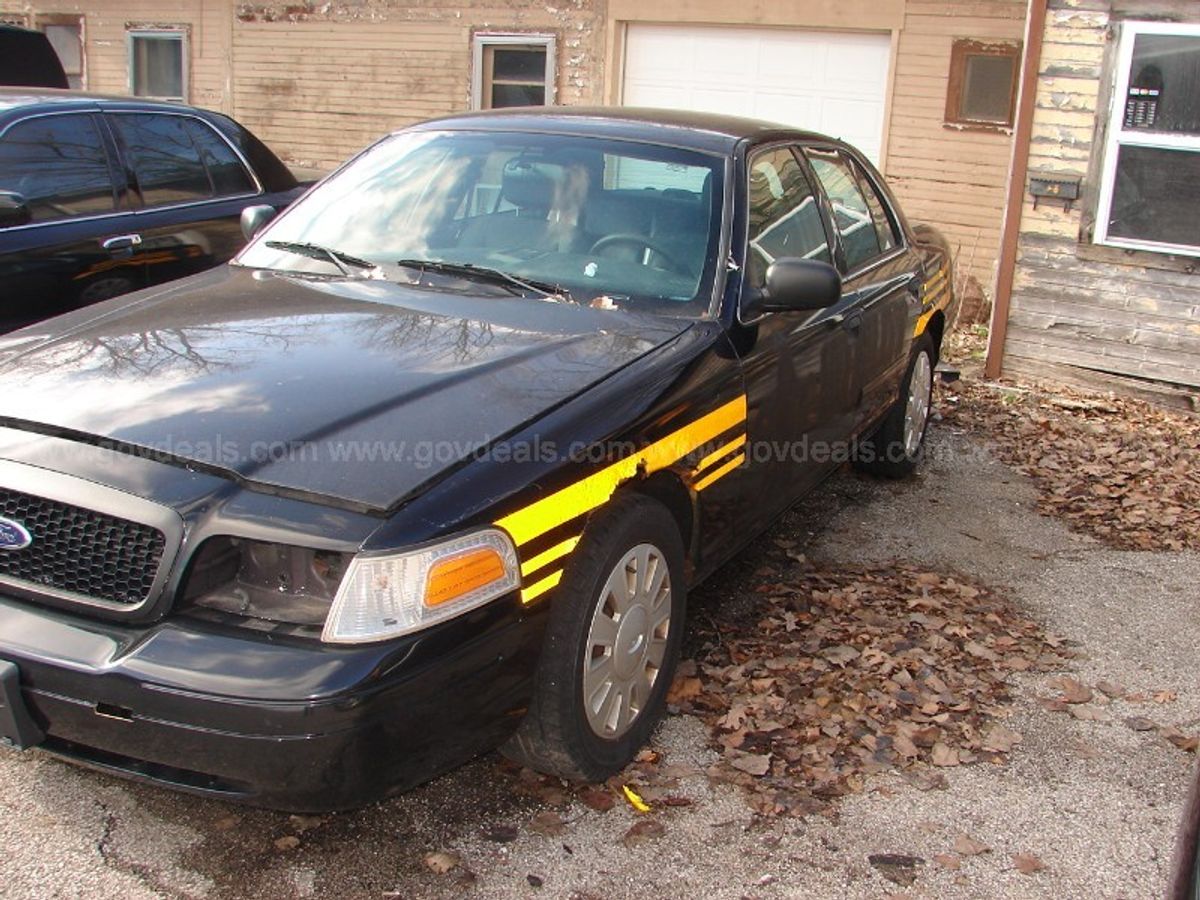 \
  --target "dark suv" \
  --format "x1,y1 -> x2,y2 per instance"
0,89 -> 305,327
